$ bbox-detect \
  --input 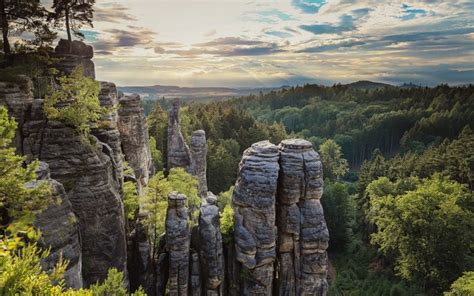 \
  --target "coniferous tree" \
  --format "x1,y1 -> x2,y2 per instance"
52,0 -> 95,42
0,0 -> 53,56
